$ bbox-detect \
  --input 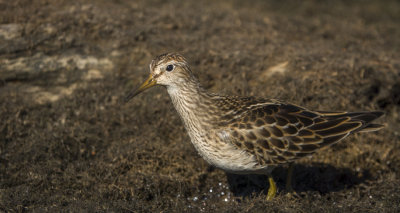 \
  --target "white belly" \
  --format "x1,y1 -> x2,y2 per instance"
188,131 -> 272,174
